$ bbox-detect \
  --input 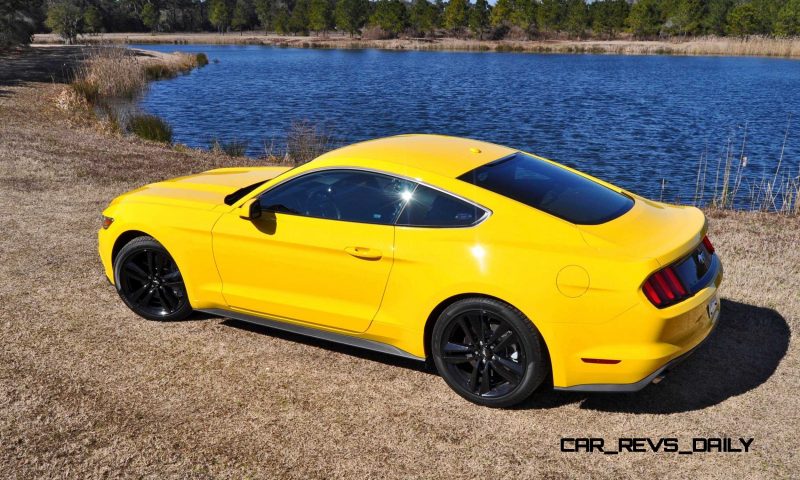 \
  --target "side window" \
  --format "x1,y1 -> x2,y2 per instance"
258,170 -> 414,225
396,184 -> 486,227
